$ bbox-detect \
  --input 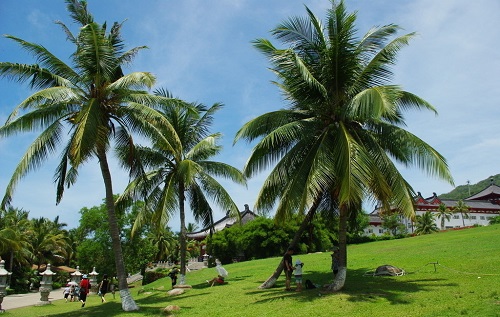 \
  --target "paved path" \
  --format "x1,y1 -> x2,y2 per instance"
1,266 -> 205,311
2,291 -> 63,310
